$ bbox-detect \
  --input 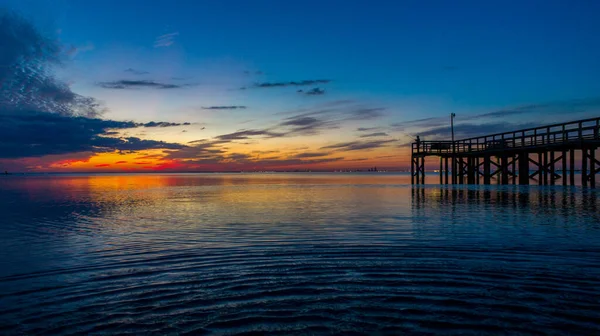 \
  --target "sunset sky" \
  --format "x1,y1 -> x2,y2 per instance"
1,0 -> 600,172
